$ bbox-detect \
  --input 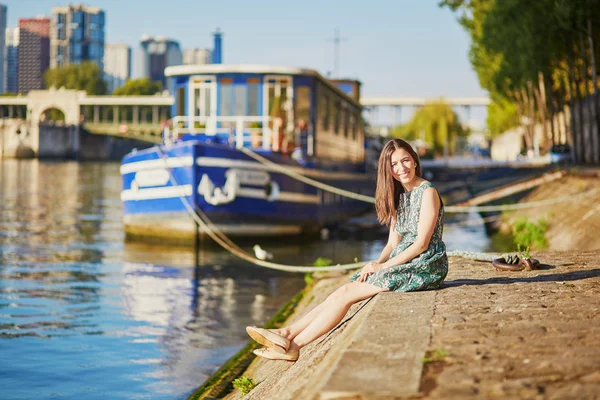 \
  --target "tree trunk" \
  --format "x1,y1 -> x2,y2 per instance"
566,47 -> 581,163
534,72 -> 550,152
527,81 -> 537,156
547,85 -> 557,146
559,79 -> 571,146
580,31 -> 594,163
587,16 -> 600,163
517,88 -> 533,151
